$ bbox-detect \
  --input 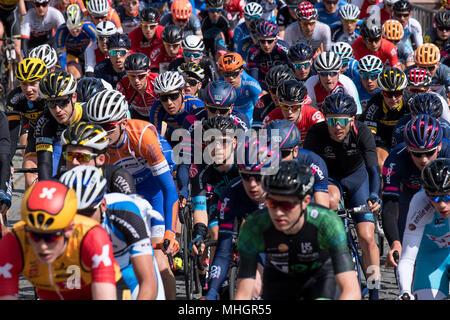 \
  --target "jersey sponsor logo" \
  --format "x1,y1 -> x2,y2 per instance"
383,162 -> 396,185
36,143 -> 53,152
310,163 -> 324,180
311,111 -> 324,122
300,242 -> 313,254
309,209 -> 319,219
92,244 -> 112,268
255,99 -> 264,109
323,146 -> 335,159
0,263 -> 12,279
408,224 -> 416,231
413,202 -> 433,225
209,265 -> 221,279
434,218 -> 445,226
189,164 -> 198,178
425,232 -> 450,249
391,47 -> 397,57
278,243 -> 289,253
